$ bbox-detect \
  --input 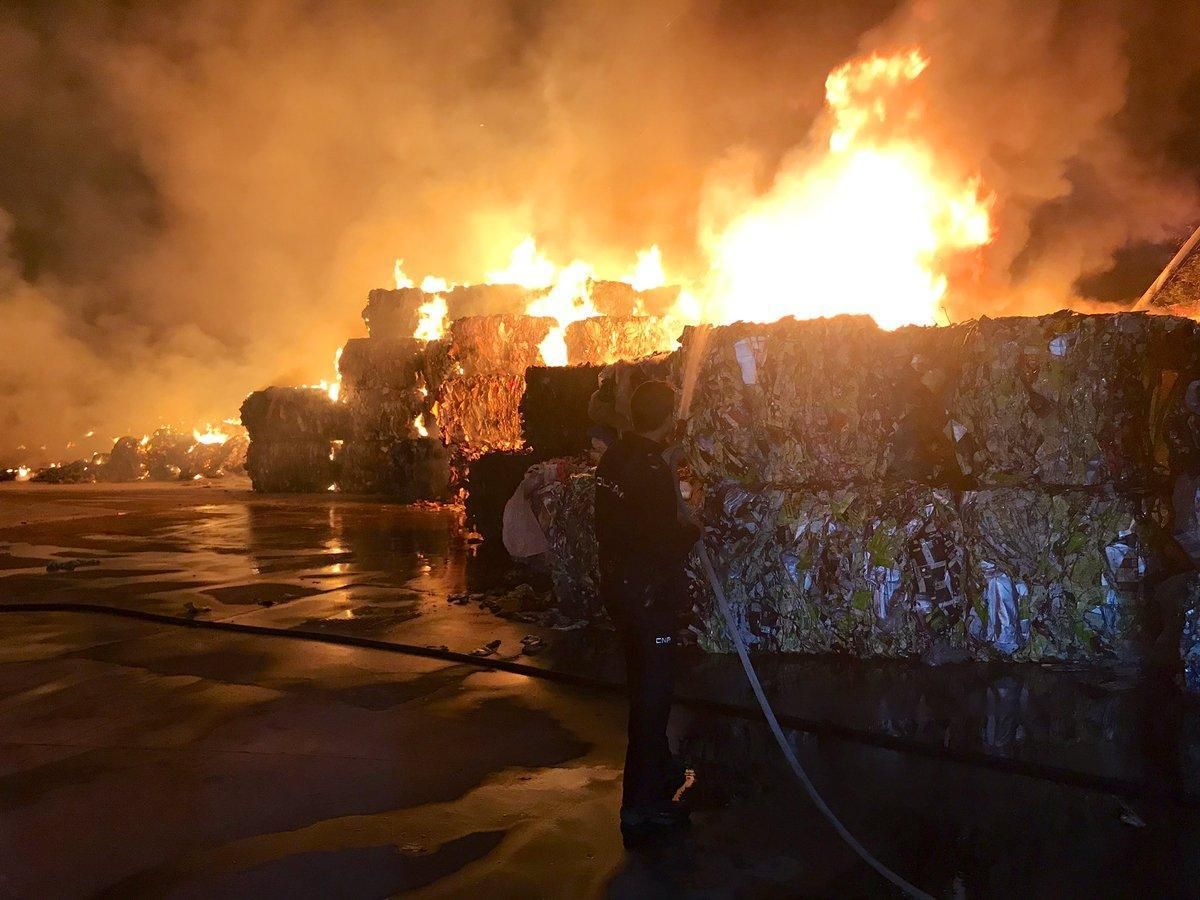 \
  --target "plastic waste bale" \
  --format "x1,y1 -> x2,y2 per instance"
690,482 -> 967,658
239,387 -> 349,441
1182,576 -> 1200,693
339,385 -> 427,441
679,316 -> 960,487
246,440 -> 335,492
959,487 -> 1168,661
535,466 -> 603,620
337,337 -> 426,391
948,312 -> 1197,486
